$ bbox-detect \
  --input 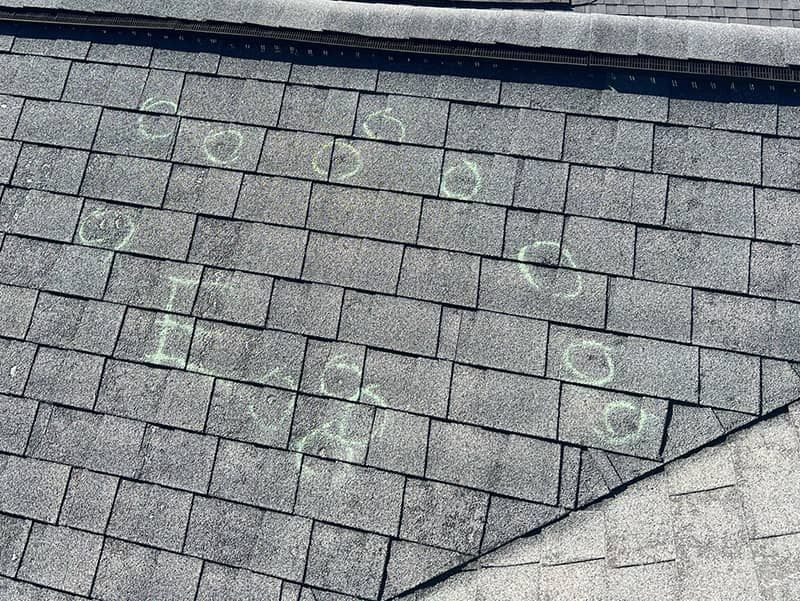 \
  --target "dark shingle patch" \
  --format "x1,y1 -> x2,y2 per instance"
279,84 -> 358,136
236,174 -> 311,227
81,153 -> 171,207
93,109 -> 178,160
180,74 -> 284,127
58,468 -> 119,533
62,63 -> 149,109
12,144 -> 88,195
26,346 -> 105,410
173,118 -> 266,171
193,267 -> 273,328
355,93 -> 449,146
104,254 -> 202,313
266,279 -> 344,339
750,241 -> 800,303
0,187 -> 82,242
97,359 -> 213,430
0,395 -> 37,453
165,164 -> 242,217
0,54 -> 70,100
440,151 -> 517,207
135,424 -> 216,493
